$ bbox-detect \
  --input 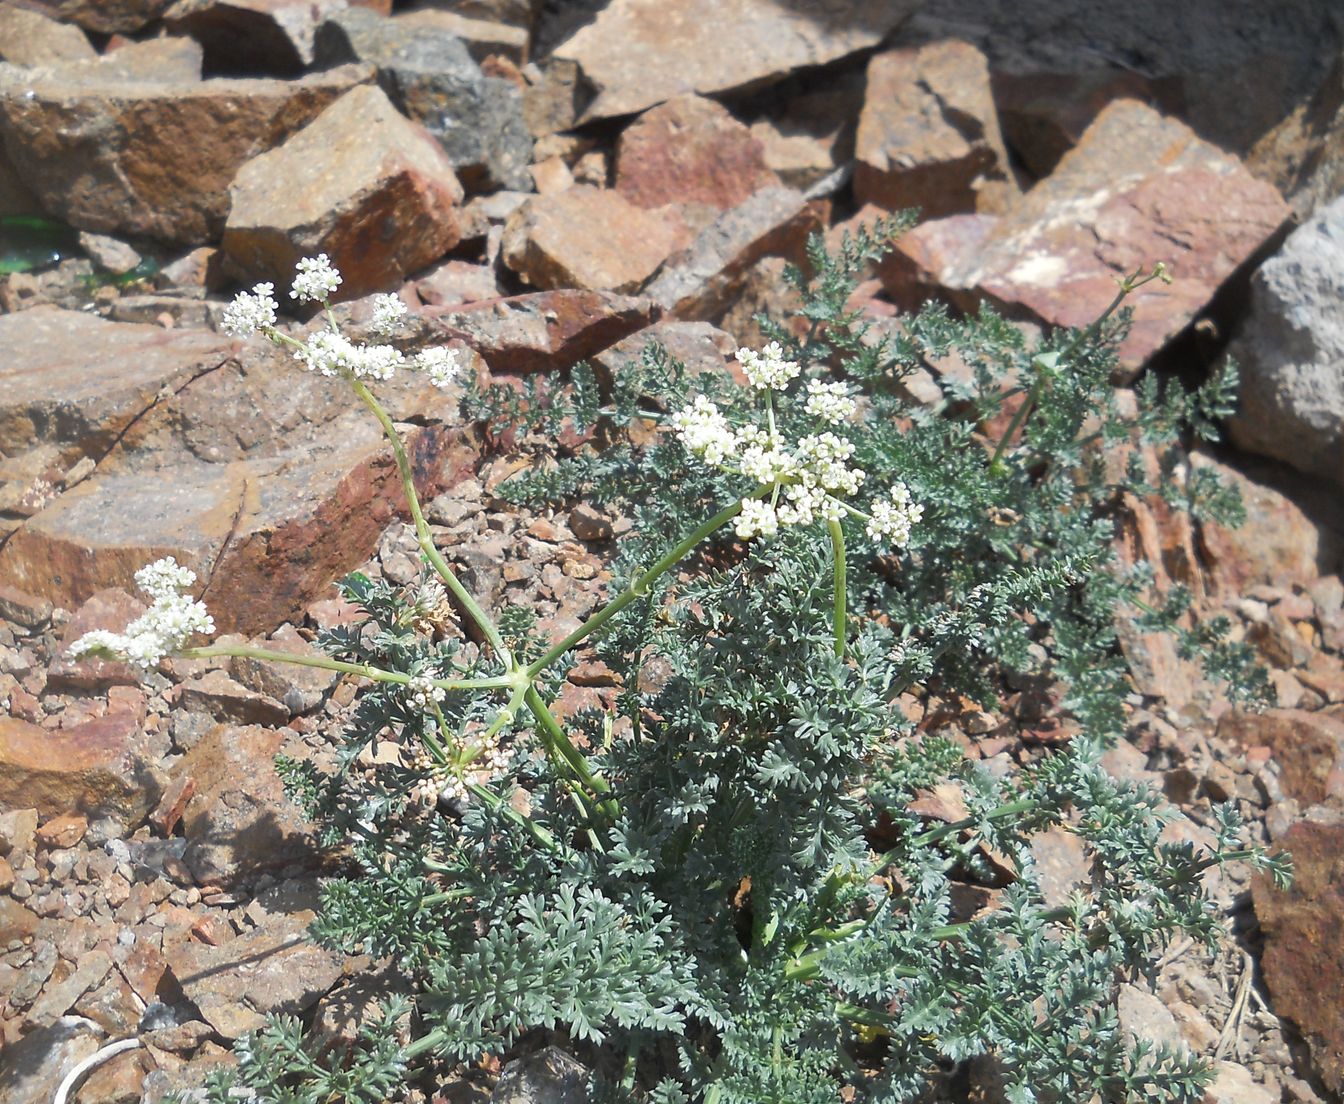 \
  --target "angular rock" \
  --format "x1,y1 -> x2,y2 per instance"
1225,195 -> 1344,485
229,623 -> 338,714
0,5 -> 96,68
1202,1061 -> 1279,1104
50,36 -> 204,84
176,668 -> 290,727
0,64 -> 370,244
875,210 -> 998,313
553,0 -> 920,123
1217,709 -> 1344,806
928,100 -> 1291,379
0,307 -> 234,471
0,1019 -> 100,1104
855,41 -> 1017,218
748,78 -> 863,192
223,84 -> 463,300
166,0 -> 383,75
591,319 -> 736,384
315,6 -> 531,192
22,0 -> 172,33
0,712 -> 165,828
502,186 -> 679,293
0,422 -> 471,636
1248,52 -> 1344,220
615,94 -> 778,215
644,186 -> 821,321
492,1047 -> 589,1104
164,910 -> 343,1037
419,289 -> 656,374
414,259 -> 500,307
1253,817 -> 1344,1094
395,8 -> 529,64
47,588 -> 146,691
